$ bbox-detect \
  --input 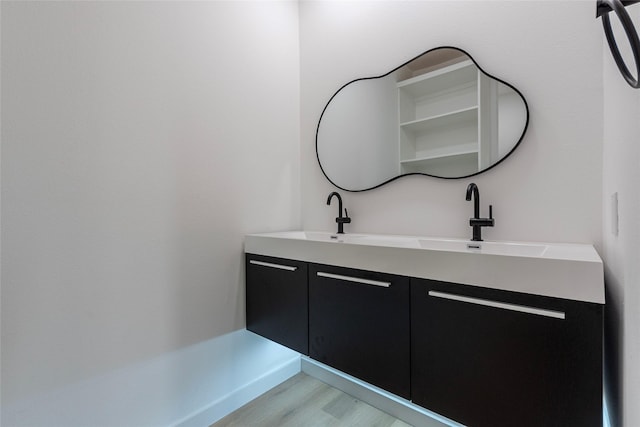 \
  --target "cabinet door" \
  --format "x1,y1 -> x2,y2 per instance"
411,278 -> 603,427
309,263 -> 410,399
246,254 -> 308,354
